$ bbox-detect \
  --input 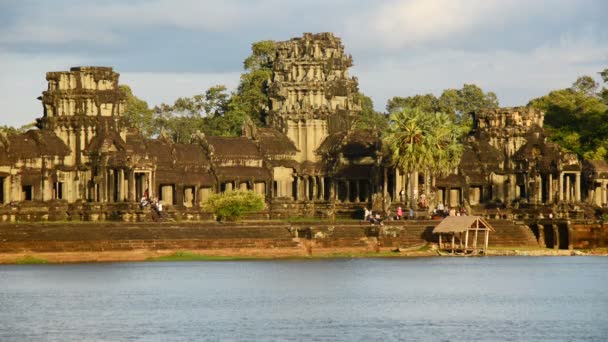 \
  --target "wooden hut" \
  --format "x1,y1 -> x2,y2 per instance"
433,216 -> 495,254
